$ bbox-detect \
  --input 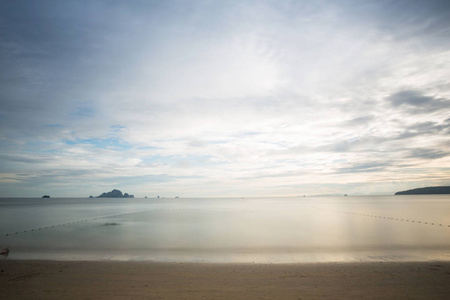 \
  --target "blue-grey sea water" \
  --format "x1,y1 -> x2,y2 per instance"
1,195 -> 449,262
